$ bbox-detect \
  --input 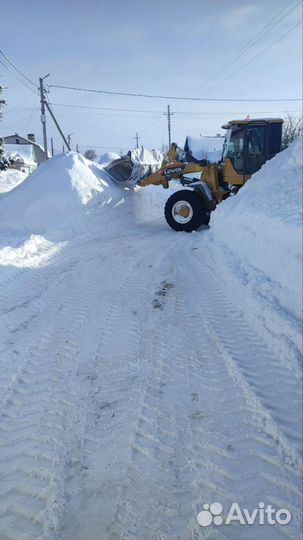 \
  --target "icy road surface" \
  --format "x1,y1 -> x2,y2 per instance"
0,219 -> 301,540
